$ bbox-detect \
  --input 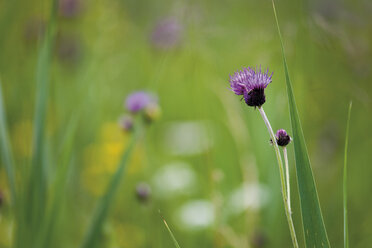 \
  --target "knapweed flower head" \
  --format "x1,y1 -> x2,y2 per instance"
125,91 -> 157,113
276,129 -> 291,147
229,66 -> 273,107
120,91 -> 160,132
